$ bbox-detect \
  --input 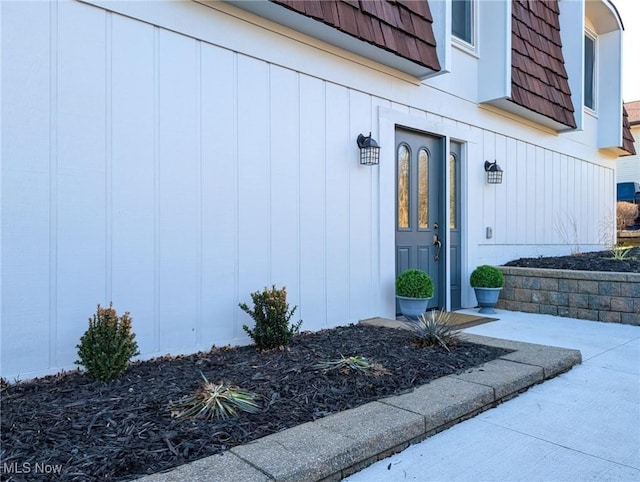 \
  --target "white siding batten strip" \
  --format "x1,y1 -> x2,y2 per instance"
196,40 -> 203,346
48,0 -> 59,370
322,81 -> 328,327
153,25 -> 161,352
369,95 -> 376,314
105,10 -> 113,302
233,51 -> 240,340
267,63 -> 273,284
296,71 -> 302,319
